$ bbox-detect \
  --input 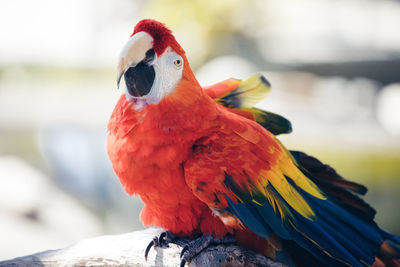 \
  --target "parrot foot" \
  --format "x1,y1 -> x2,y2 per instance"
179,235 -> 236,267
144,231 -> 189,261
